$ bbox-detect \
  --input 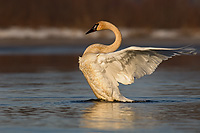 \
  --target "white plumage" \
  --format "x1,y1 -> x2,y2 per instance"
79,21 -> 196,102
